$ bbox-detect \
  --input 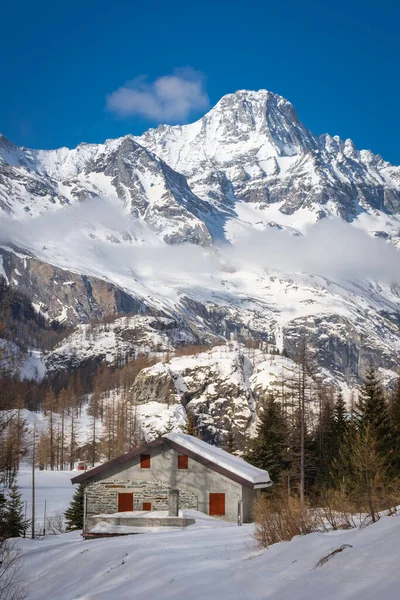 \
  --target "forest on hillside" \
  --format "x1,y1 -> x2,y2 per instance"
1,282 -> 400,530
